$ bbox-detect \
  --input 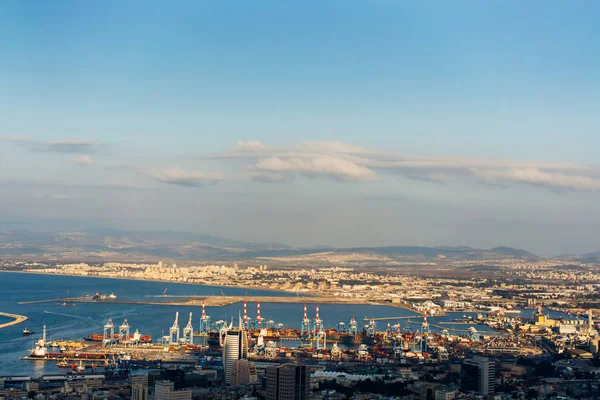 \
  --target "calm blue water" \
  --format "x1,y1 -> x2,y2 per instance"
0,272 -> 521,377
